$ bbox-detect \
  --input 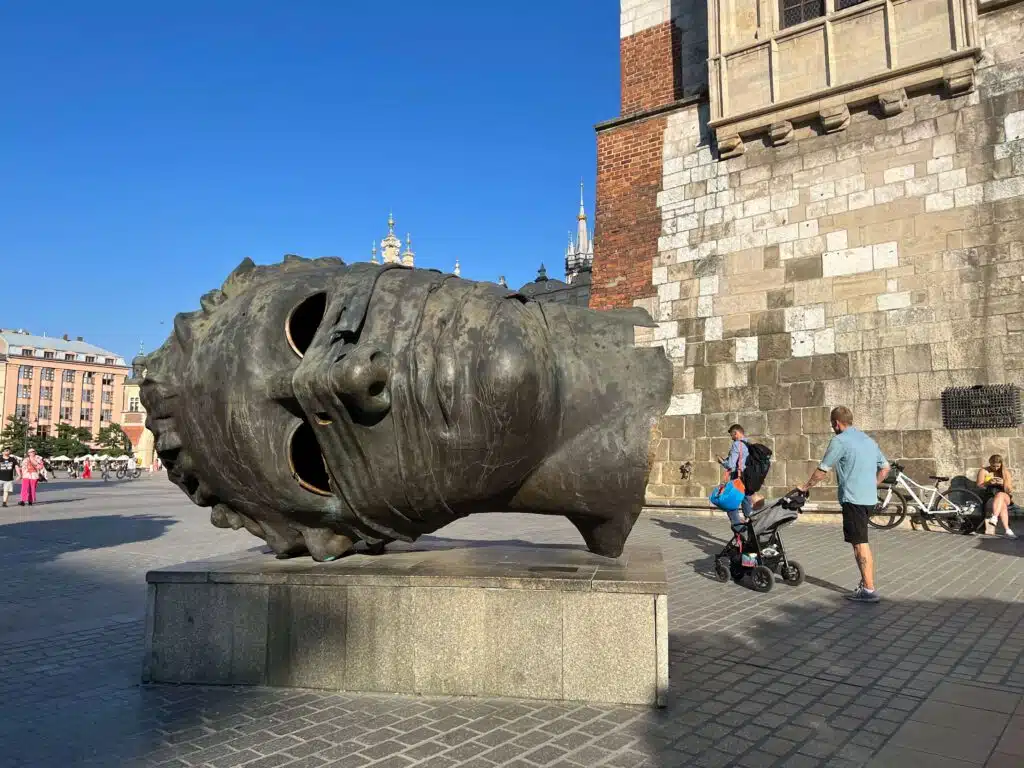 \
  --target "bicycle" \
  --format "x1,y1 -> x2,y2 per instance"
871,462 -> 984,534
116,467 -> 142,480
